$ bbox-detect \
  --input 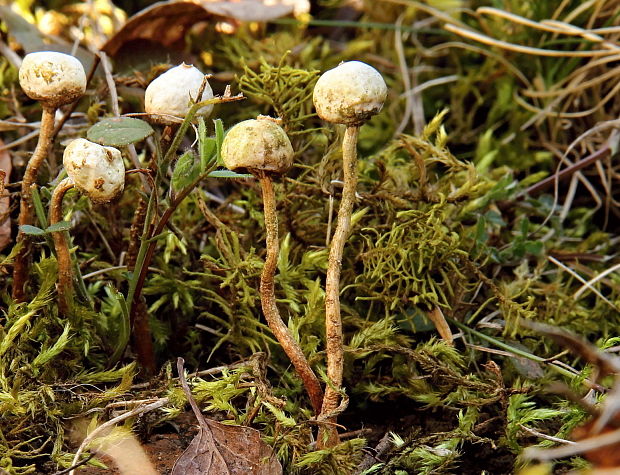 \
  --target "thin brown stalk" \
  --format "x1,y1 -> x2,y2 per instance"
49,177 -> 75,315
319,125 -> 359,447
13,106 -> 56,301
258,173 -> 324,415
